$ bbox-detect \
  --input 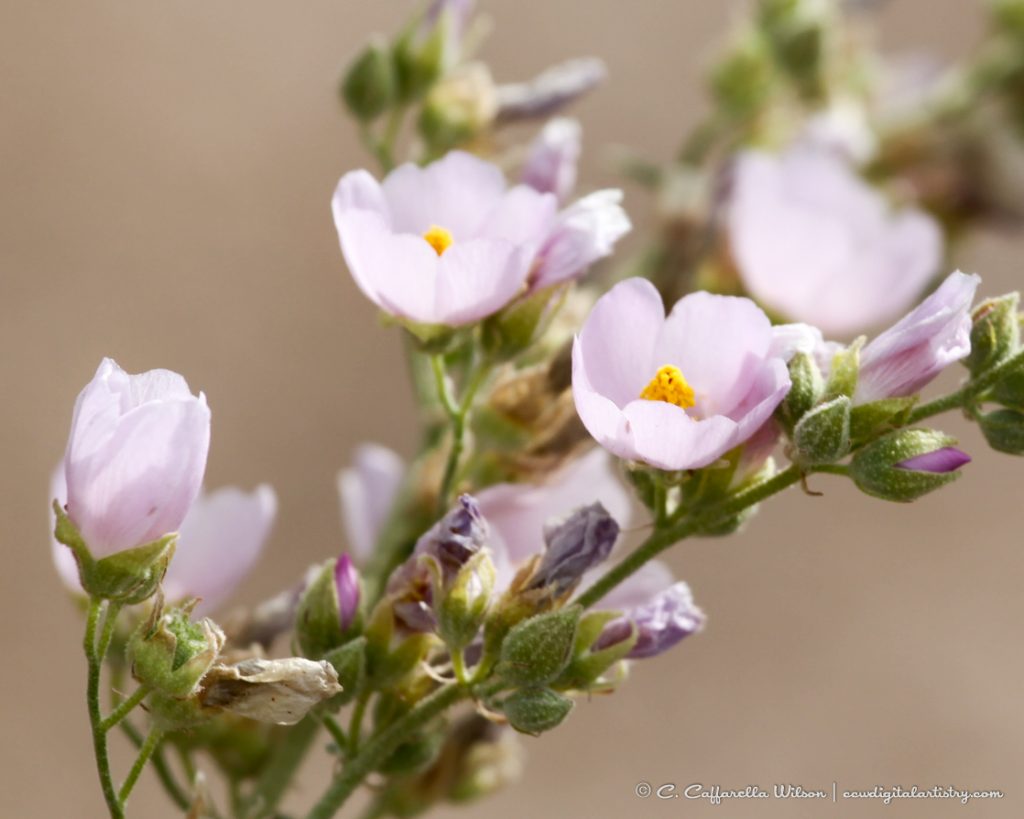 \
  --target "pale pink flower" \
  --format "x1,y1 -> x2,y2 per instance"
62,358 -> 210,557
728,145 -> 942,336
521,117 -> 581,203
572,278 -> 792,470
337,443 -> 406,564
